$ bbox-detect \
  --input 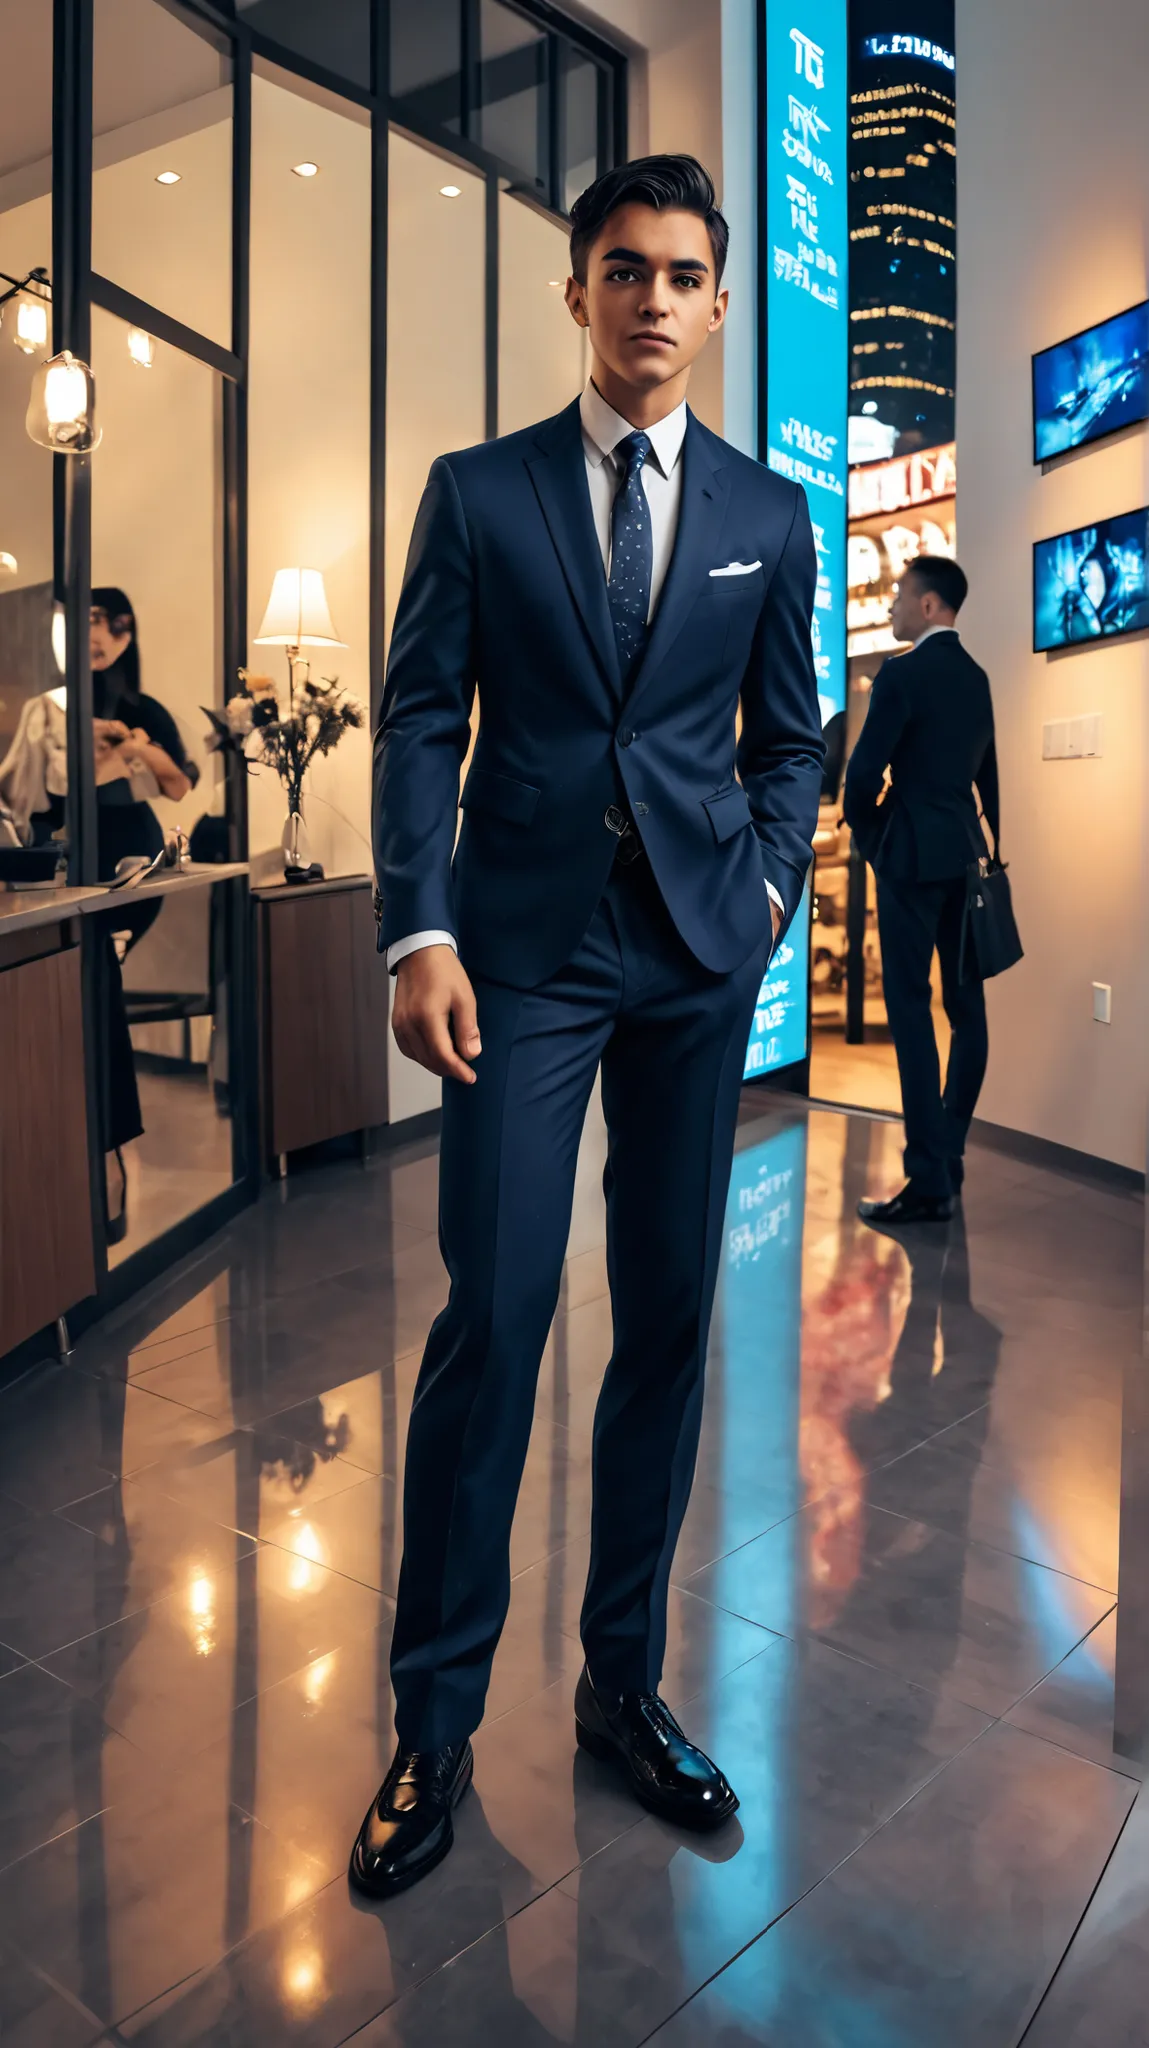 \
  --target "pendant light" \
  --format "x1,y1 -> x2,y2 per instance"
26,350 -> 101,453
